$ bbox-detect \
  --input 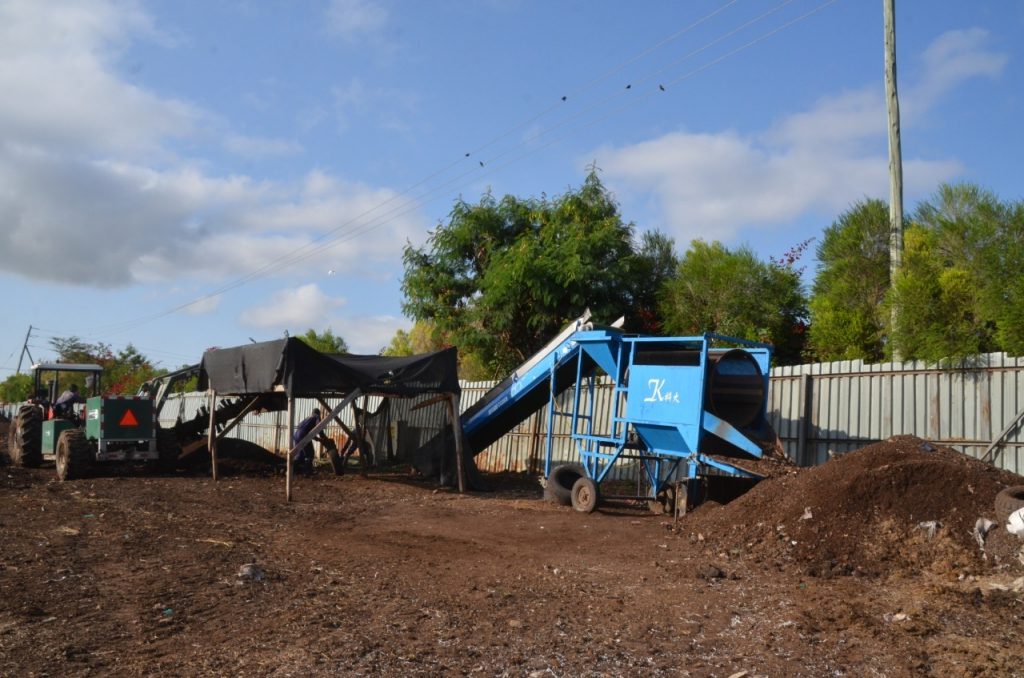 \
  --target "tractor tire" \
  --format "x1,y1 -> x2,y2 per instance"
544,464 -> 584,506
9,405 -> 43,468
995,486 -> 1024,525
156,428 -> 181,472
55,429 -> 92,482
571,476 -> 600,514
